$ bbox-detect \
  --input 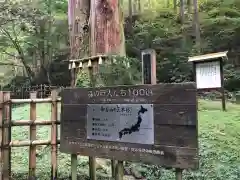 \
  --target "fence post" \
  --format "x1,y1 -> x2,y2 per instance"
111,160 -> 117,178
29,92 -> 37,179
71,154 -> 77,180
89,157 -> 96,180
88,65 -> 97,180
115,161 -> 124,180
51,90 -> 58,179
2,92 -> 11,180
176,168 -> 183,180
0,92 -> 3,179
